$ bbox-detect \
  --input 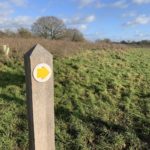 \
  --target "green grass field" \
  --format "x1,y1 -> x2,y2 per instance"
0,48 -> 150,150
